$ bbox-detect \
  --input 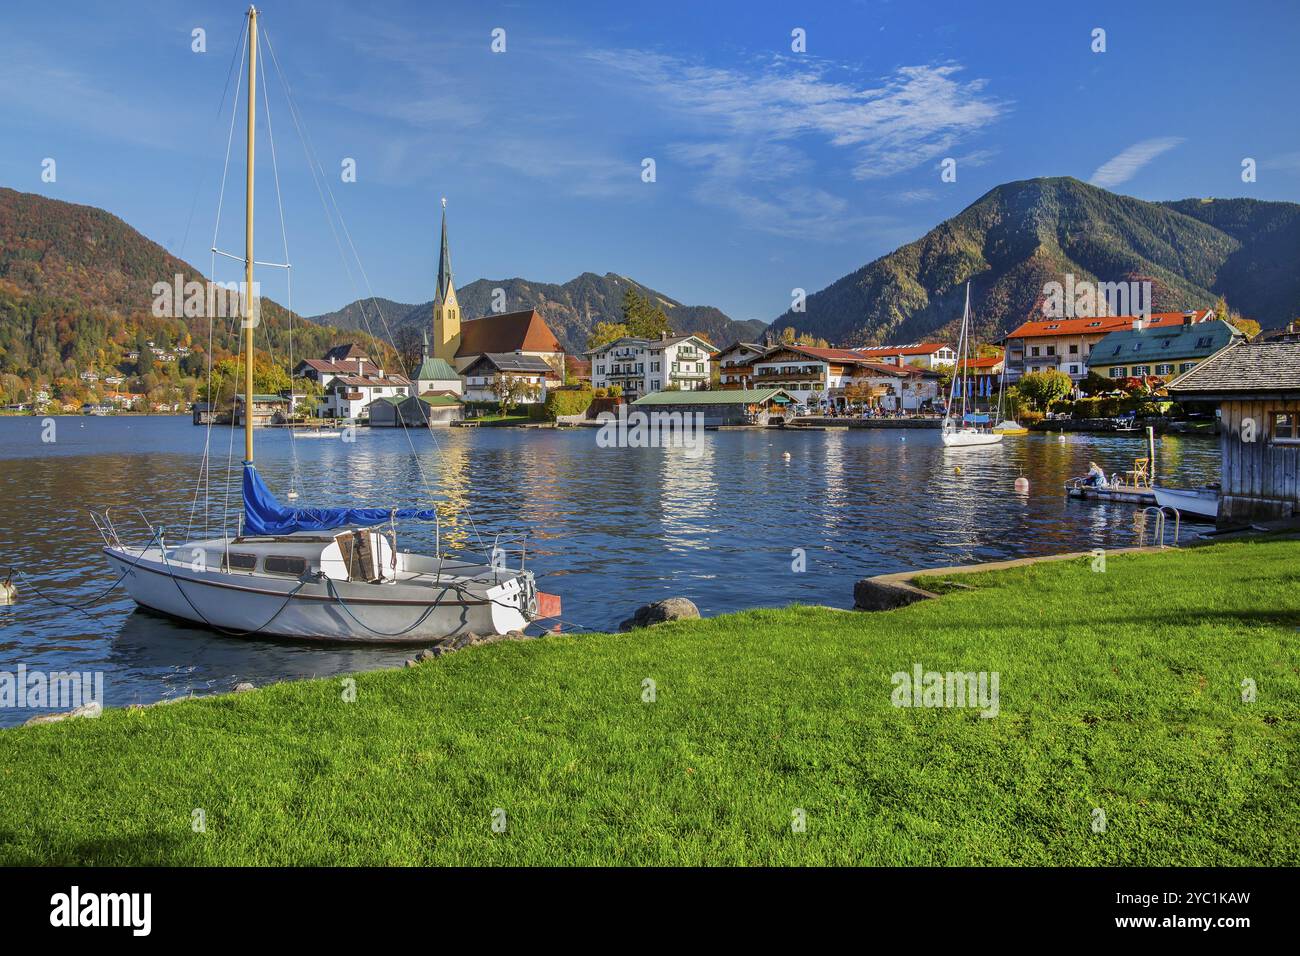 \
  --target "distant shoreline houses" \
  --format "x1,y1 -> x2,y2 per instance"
586,333 -> 717,401
714,341 -> 947,412
1000,309 -> 1234,383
